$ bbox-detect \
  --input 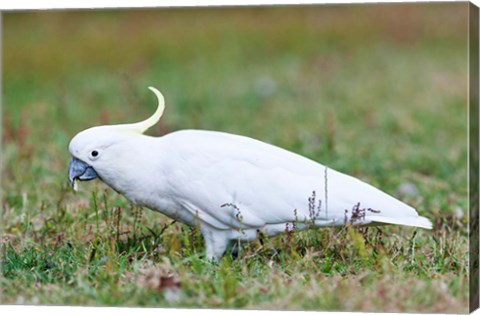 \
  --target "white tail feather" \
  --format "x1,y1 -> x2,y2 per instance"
368,215 -> 433,229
